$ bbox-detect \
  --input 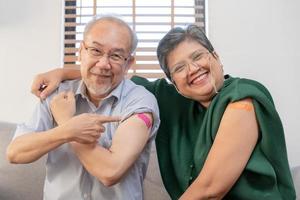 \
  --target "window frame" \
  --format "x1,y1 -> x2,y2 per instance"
63,0 -> 206,79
